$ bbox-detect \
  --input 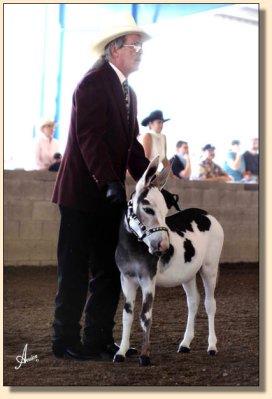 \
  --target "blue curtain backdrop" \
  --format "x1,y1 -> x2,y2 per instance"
4,3 -> 258,170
